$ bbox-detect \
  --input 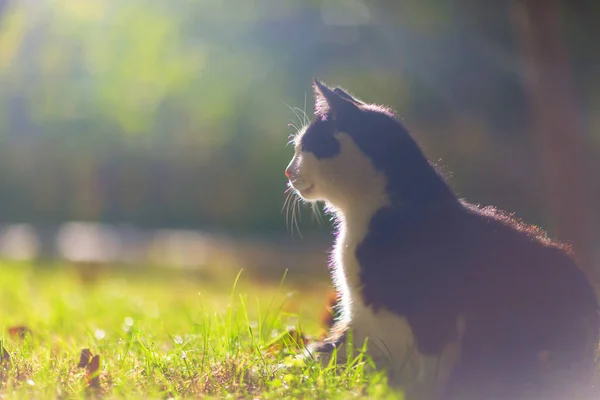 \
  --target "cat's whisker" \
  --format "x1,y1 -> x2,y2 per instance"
295,195 -> 303,224
297,198 -> 304,237
290,106 -> 306,131
282,185 -> 294,212
298,203 -> 304,238
283,190 -> 294,234
287,104 -> 302,123
296,107 -> 309,127
302,93 -> 309,125
310,202 -> 324,225
288,122 -> 300,134
292,106 -> 308,129
289,196 -> 296,239
291,195 -> 303,239
281,100 -> 307,135
291,196 -> 298,239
